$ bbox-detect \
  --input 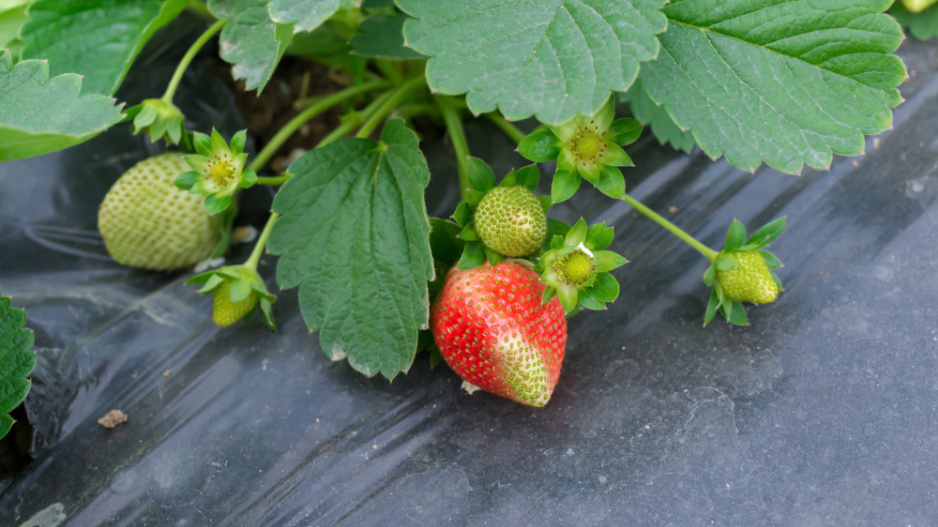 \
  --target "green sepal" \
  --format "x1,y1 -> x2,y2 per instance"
724,220 -> 747,252
607,118 -> 643,146
467,188 -> 485,207
515,164 -> 540,191
484,246 -> 504,266
193,131 -> 212,156
457,223 -> 479,241
585,222 -> 614,251
726,301 -> 749,326
429,218 -> 465,270
456,241 -> 486,270
577,288 -> 607,311
596,164 -> 626,199
230,130 -> 247,155
771,271 -> 783,291
703,263 -> 716,287
428,345 -> 443,369
743,217 -> 786,250
517,129 -> 562,162
541,285 -> 557,304
556,283 -> 579,314
703,288 -> 720,326
258,298 -> 276,331
537,195 -> 553,214
229,277 -> 253,303
239,170 -> 257,189
194,274 -> 225,293
551,169 -> 581,204
187,270 -> 219,286
550,234 -> 565,250
587,272 -> 619,302
452,202 -> 472,227
715,253 -> 737,271
499,169 -> 517,188
175,171 -> 200,191
759,250 -> 783,270
599,143 -> 633,168
467,156 -> 496,192
204,194 -> 232,215
592,251 -> 627,273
